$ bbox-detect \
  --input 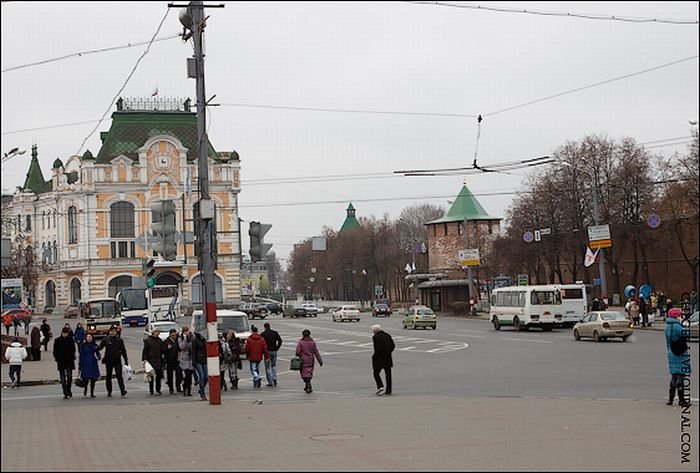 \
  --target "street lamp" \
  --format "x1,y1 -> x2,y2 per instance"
561,160 -> 609,302
2,147 -> 26,164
